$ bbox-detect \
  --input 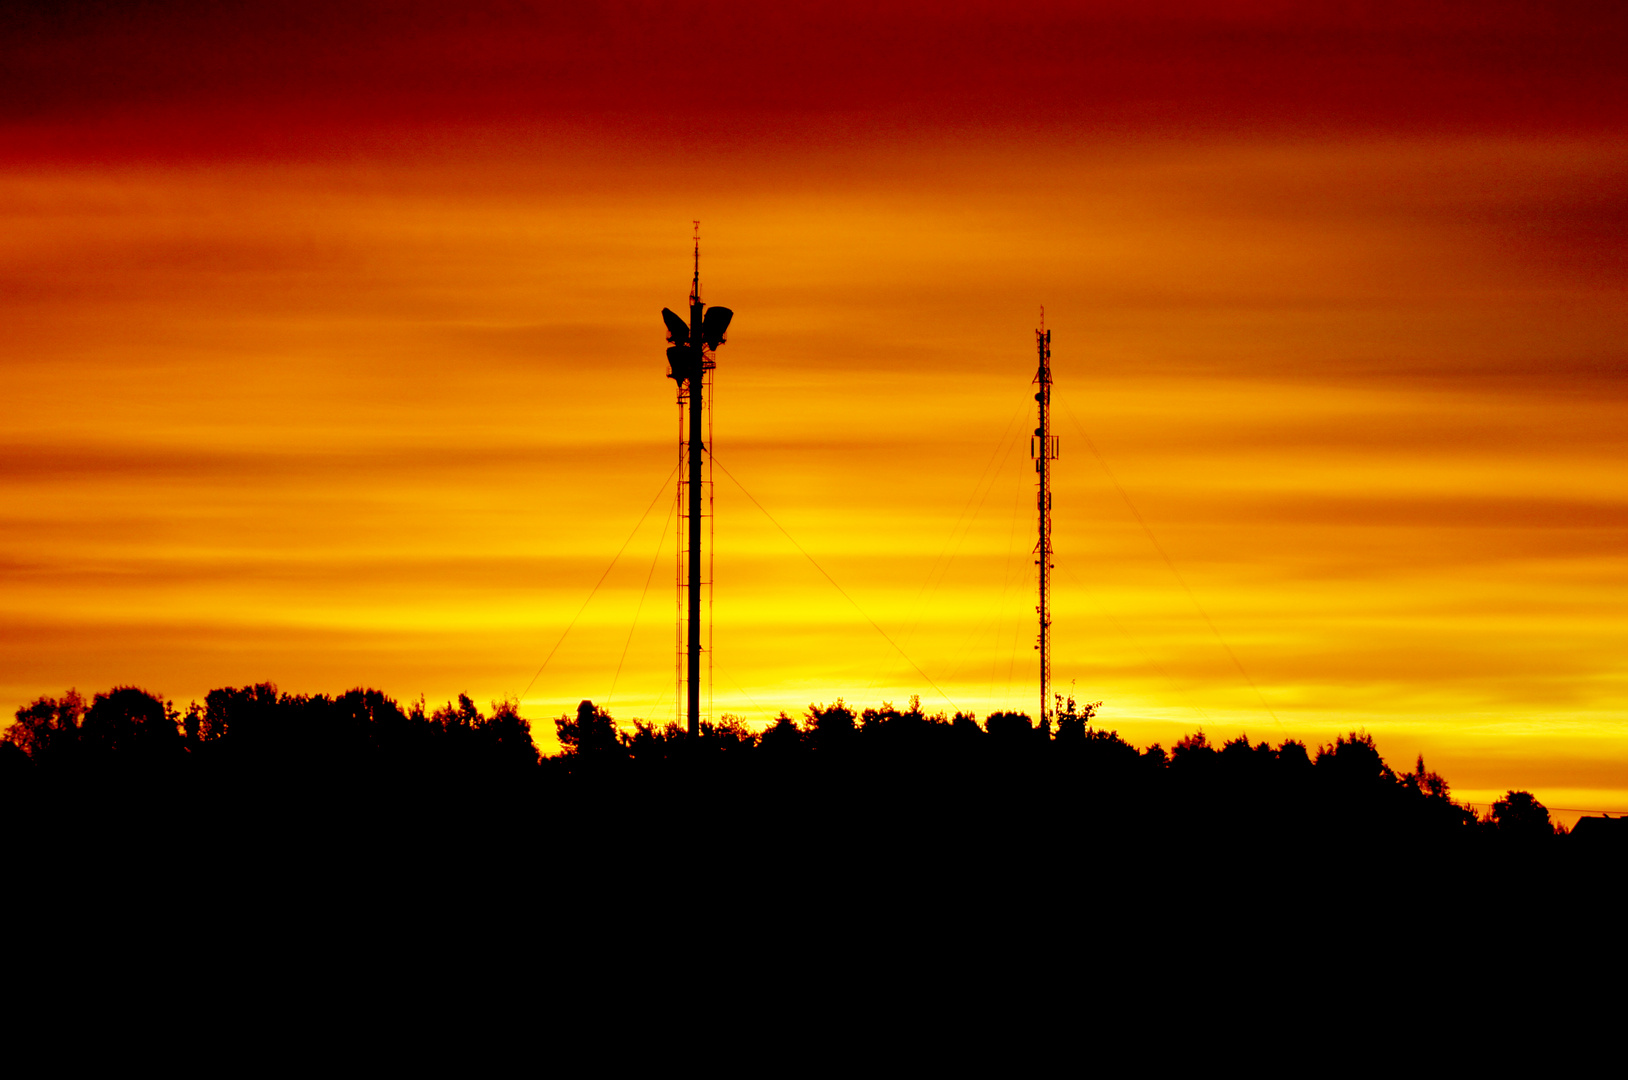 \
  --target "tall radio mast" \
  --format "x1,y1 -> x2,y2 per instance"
1032,312 -> 1057,734
661,224 -> 732,737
